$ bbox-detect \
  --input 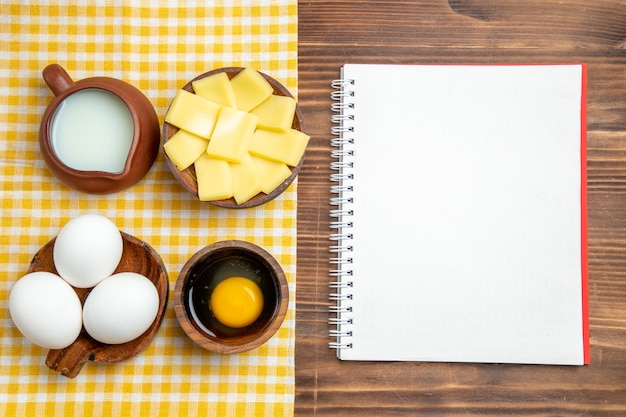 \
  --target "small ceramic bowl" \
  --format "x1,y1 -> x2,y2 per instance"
174,240 -> 289,354
39,64 -> 161,194
28,232 -> 169,378
162,67 -> 306,208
